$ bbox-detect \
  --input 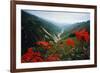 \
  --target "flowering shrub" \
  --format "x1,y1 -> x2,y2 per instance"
75,29 -> 90,43
21,47 -> 60,63
66,38 -> 75,48
31,56 -> 44,62
22,29 -> 90,63
46,54 -> 60,61
35,41 -> 52,50
21,48 -> 43,63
